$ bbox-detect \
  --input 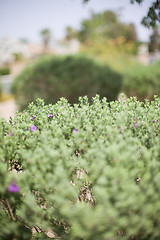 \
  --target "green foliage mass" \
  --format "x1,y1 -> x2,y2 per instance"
67,10 -> 137,43
11,54 -> 122,110
65,9 -> 139,72
0,67 -> 10,76
123,61 -> 160,100
80,38 -> 139,72
83,0 -> 160,27
1,95 -> 160,239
